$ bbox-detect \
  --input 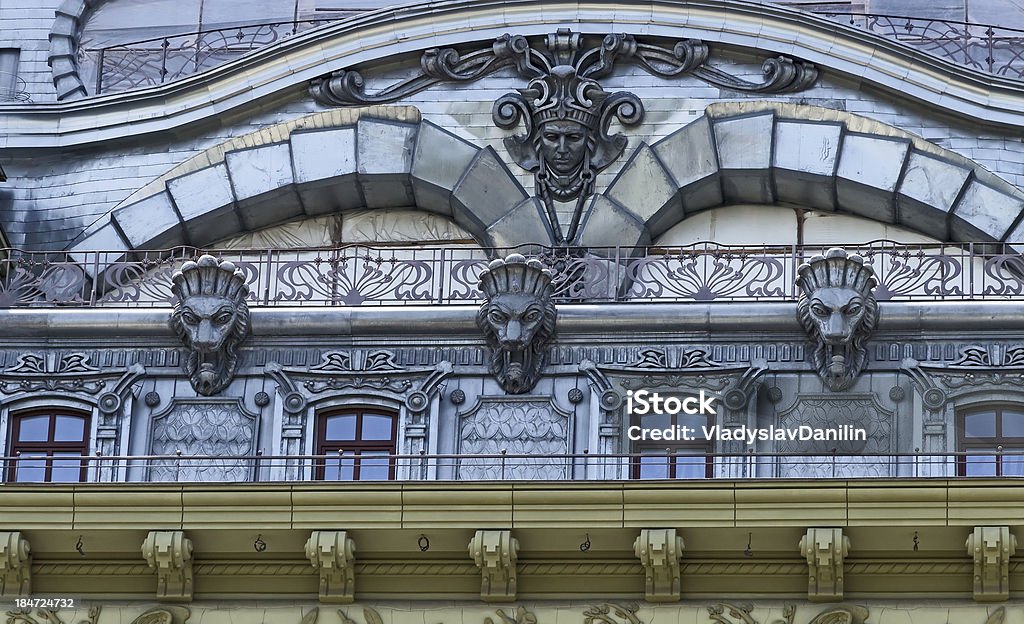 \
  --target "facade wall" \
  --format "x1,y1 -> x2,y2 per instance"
4,0 -> 1024,610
